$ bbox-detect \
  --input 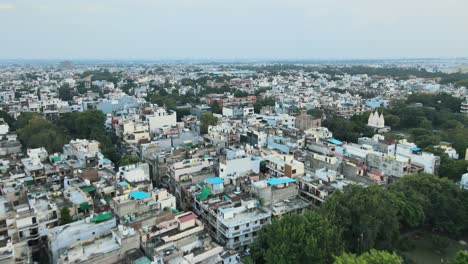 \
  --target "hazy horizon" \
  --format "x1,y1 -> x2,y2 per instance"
1,0 -> 467,60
